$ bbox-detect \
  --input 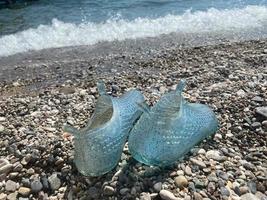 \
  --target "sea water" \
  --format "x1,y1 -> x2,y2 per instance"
0,0 -> 266,57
